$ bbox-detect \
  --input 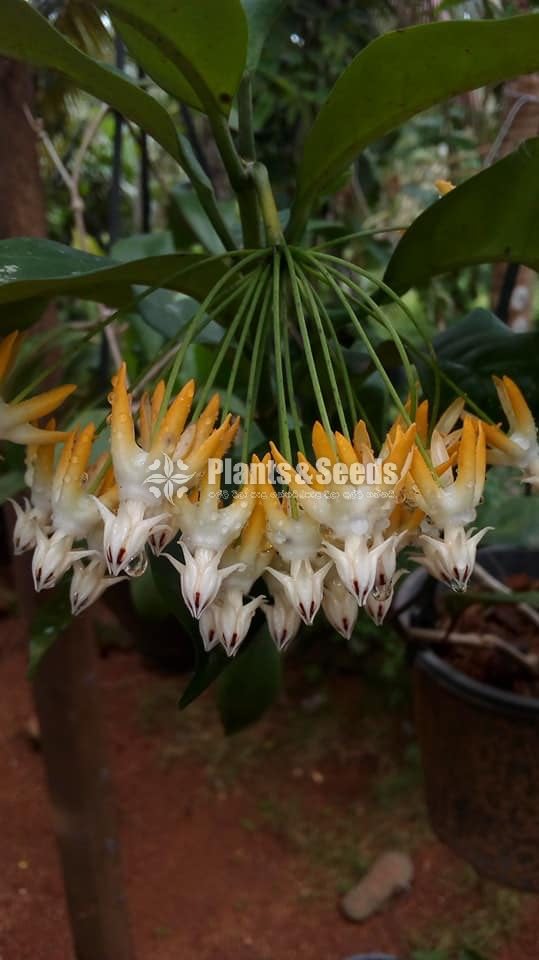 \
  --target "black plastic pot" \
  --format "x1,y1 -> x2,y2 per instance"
399,547 -> 539,892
